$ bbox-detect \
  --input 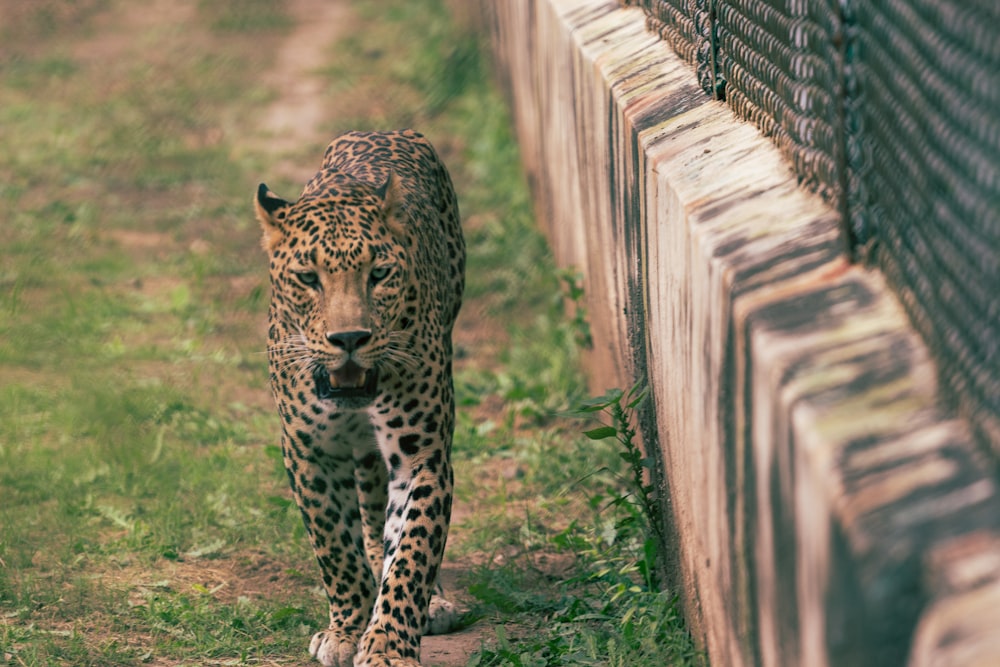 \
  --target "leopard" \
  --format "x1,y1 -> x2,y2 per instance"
254,129 -> 465,667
